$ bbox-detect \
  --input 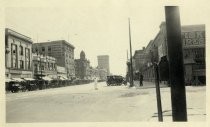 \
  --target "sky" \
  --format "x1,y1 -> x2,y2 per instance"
4,0 -> 208,75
